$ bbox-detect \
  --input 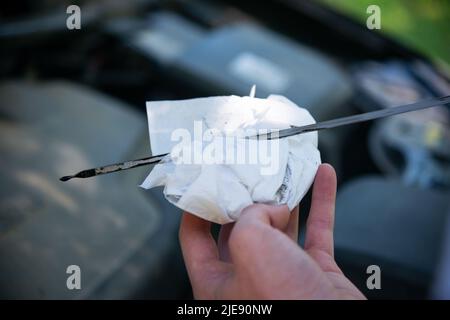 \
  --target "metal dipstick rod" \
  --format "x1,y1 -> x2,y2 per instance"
60,95 -> 450,181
